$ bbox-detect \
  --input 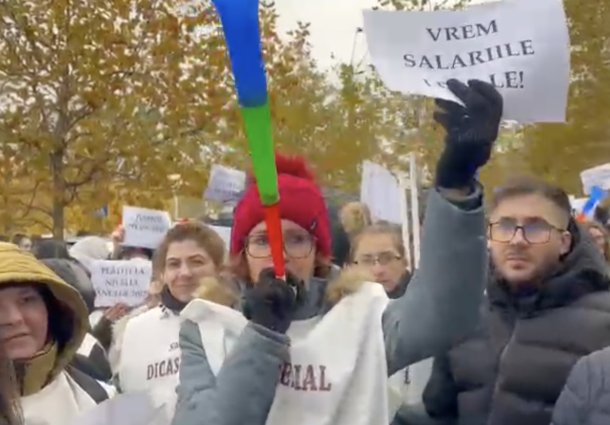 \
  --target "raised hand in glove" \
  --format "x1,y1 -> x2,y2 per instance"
243,268 -> 305,334
434,79 -> 503,189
